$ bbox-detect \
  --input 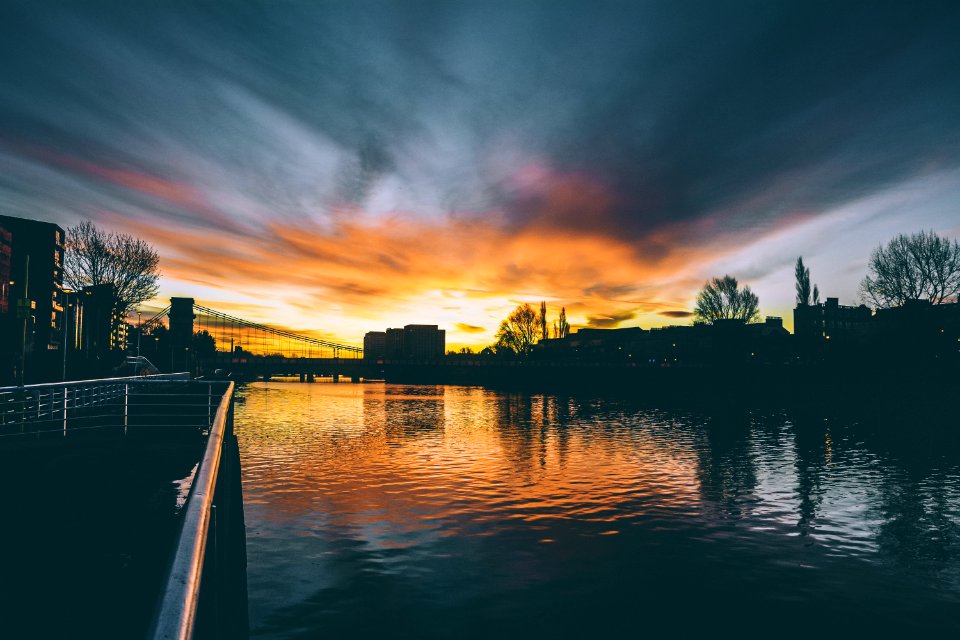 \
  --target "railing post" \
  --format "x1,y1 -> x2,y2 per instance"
124,384 -> 129,435
63,387 -> 68,437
